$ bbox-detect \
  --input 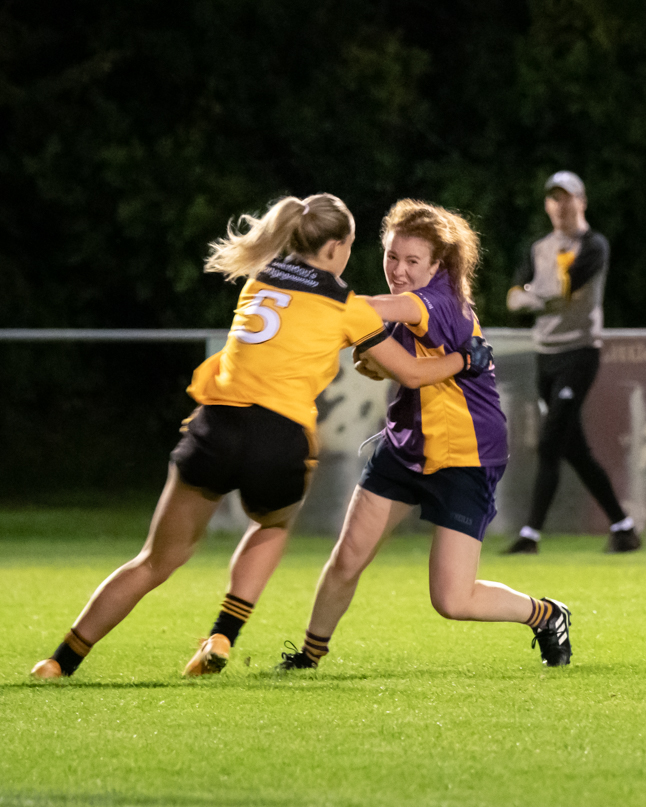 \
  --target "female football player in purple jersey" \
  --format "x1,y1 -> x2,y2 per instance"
280,199 -> 572,670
